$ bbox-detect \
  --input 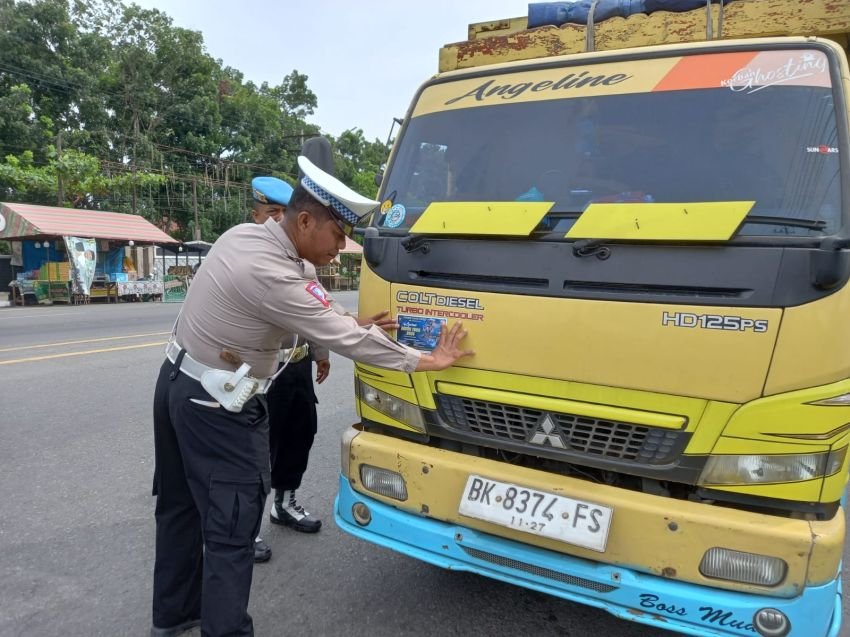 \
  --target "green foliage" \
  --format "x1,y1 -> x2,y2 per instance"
330,128 -> 389,199
0,146 -> 165,206
0,0 -> 389,241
